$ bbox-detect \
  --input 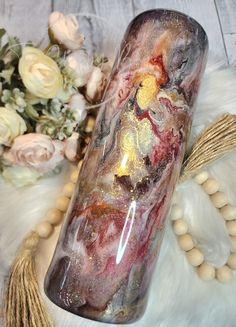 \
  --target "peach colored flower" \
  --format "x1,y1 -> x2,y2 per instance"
49,11 -> 84,50
4,133 -> 64,173
86,66 -> 106,102
64,132 -> 79,162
